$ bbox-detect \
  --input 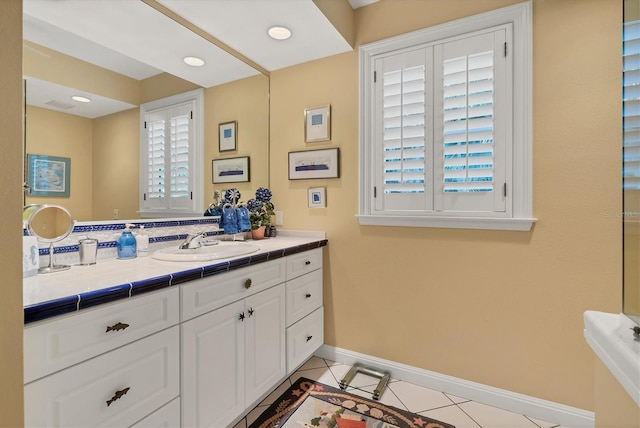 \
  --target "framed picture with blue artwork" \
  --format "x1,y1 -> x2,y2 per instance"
27,154 -> 70,197
304,104 -> 331,142
288,147 -> 340,180
218,120 -> 237,152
